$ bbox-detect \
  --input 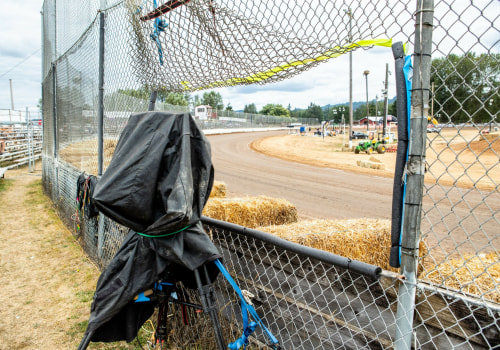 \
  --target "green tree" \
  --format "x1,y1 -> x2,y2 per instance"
355,103 -> 376,119
290,108 -> 306,119
260,104 -> 290,117
305,103 -> 324,121
225,103 -> 233,111
162,92 -> 189,106
431,52 -> 500,124
193,95 -> 201,107
388,100 -> 397,118
201,91 -> 224,110
118,87 -> 150,100
243,103 -> 258,114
